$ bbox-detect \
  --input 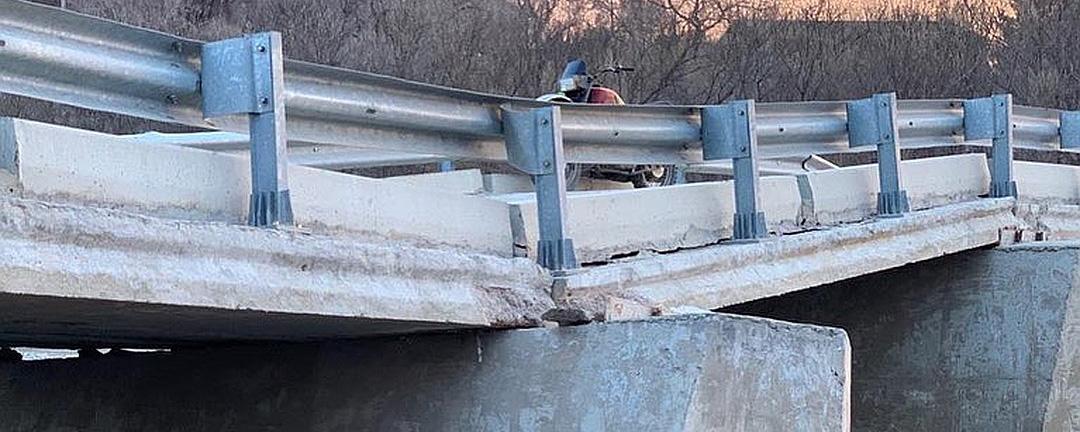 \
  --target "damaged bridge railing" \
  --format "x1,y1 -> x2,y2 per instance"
1,0 -> 1080,272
